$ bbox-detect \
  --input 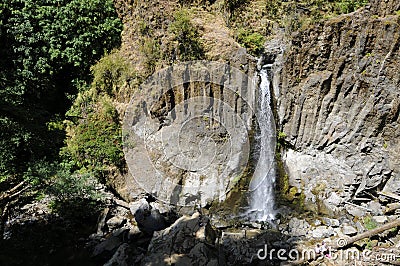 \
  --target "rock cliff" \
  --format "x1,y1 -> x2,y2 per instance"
275,1 -> 400,215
